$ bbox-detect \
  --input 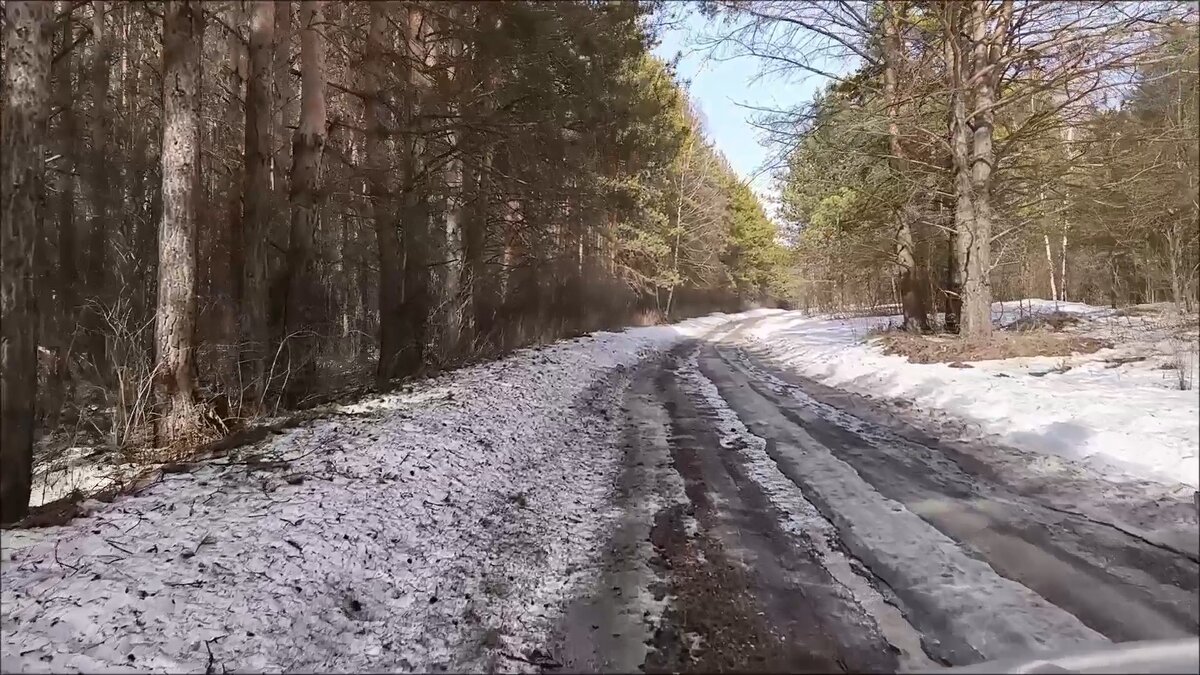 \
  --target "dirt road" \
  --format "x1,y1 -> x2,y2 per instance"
549,316 -> 1200,672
